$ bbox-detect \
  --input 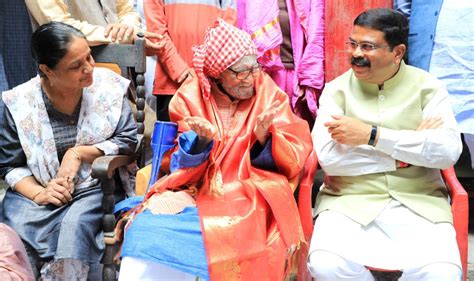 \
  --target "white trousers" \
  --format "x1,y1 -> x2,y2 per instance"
119,256 -> 201,281
307,250 -> 462,281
